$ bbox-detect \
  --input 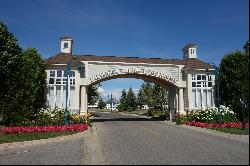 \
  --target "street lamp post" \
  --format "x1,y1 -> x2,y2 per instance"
206,62 -> 223,124
240,99 -> 246,130
64,58 -> 83,124
108,94 -> 113,112
64,60 -> 71,124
